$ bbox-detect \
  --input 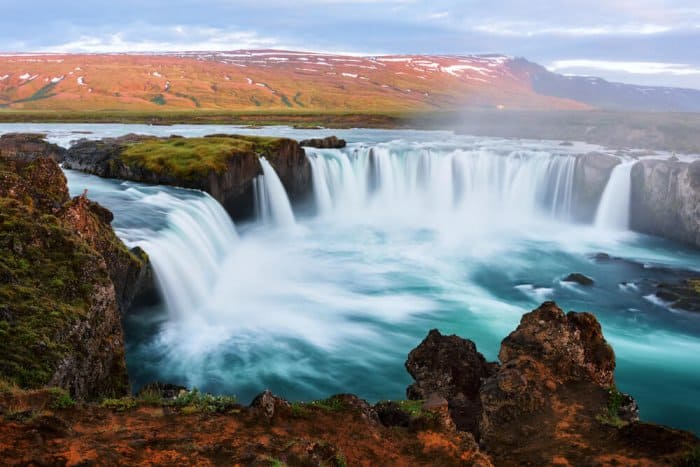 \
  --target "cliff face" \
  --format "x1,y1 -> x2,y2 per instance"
0,135 -> 148,398
63,135 -> 312,220
630,158 -> 700,247
571,152 -> 620,222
